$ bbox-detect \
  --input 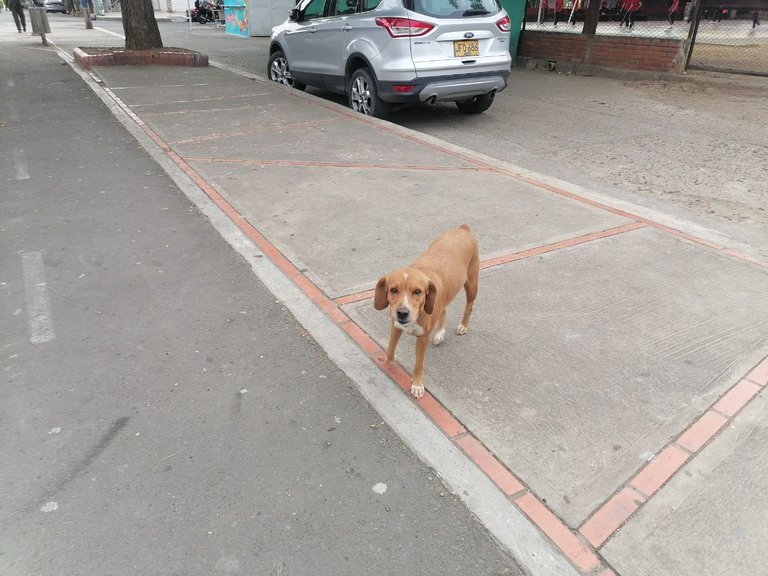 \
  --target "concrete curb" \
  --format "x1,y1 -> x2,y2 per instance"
56,49 -> 585,576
